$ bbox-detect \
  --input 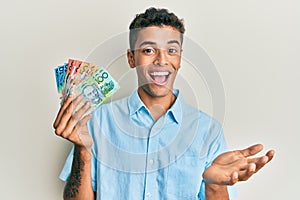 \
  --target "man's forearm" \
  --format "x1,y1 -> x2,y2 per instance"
205,183 -> 229,200
64,145 -> 95,200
